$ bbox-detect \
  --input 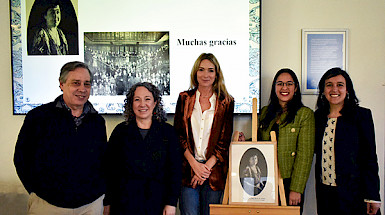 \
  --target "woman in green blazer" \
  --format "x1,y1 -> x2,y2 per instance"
259,69 -> 315,213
